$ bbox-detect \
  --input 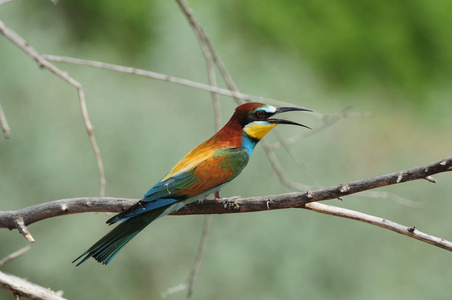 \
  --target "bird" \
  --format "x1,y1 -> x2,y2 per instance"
73,102 -> 311,266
